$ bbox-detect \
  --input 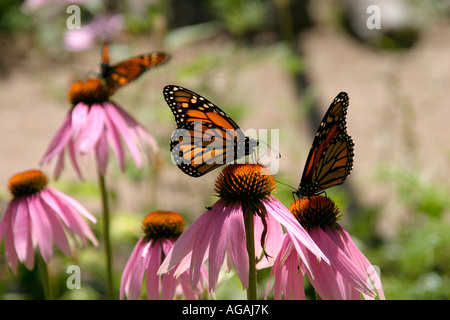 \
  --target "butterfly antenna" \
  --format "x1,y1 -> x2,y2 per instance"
274,179 -> 296,191
256,140 -> 281,161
